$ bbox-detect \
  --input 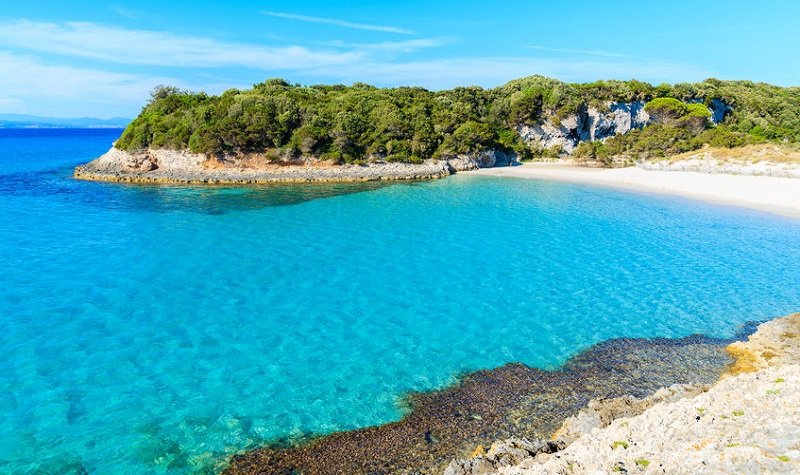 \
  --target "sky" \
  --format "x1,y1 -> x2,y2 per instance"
0,0 -> 797,118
